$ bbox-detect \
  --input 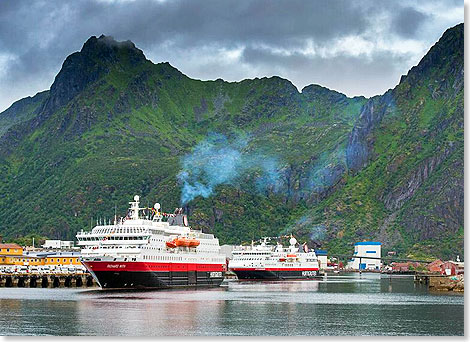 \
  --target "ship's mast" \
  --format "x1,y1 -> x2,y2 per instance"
129,195 -> 140,220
